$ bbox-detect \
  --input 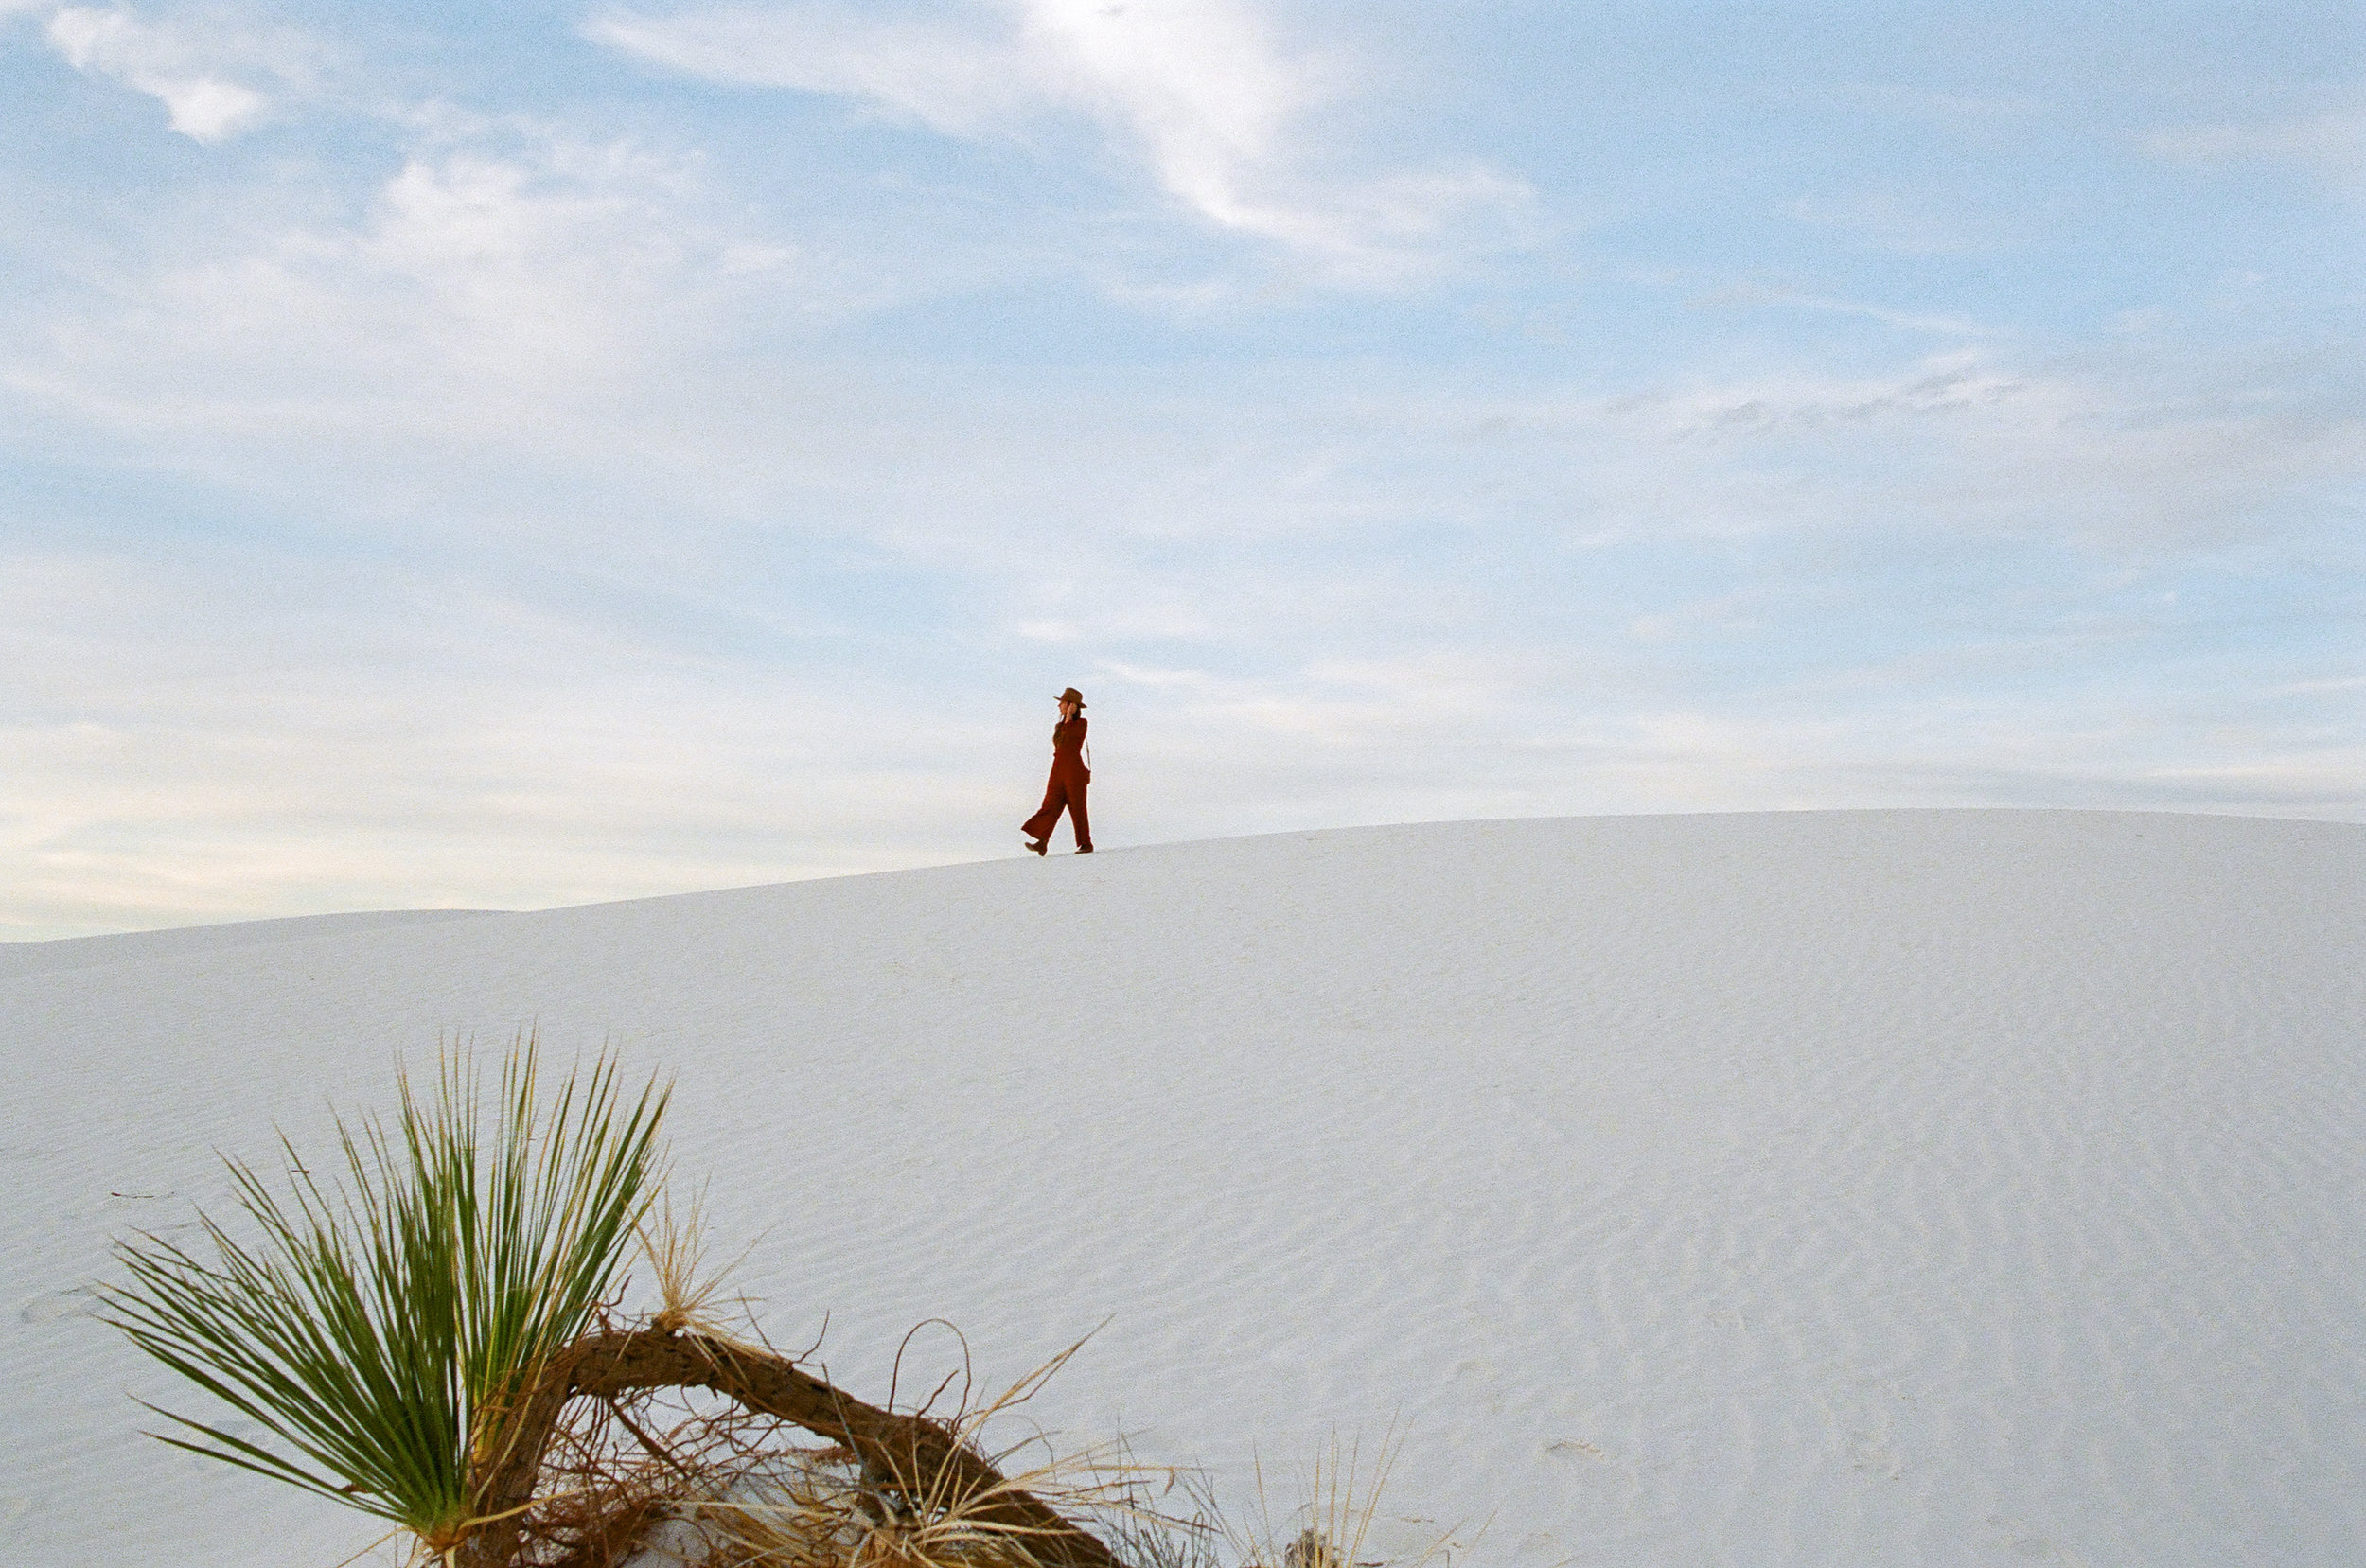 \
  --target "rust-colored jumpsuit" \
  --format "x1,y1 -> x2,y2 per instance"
1023,715 -> 1091,851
